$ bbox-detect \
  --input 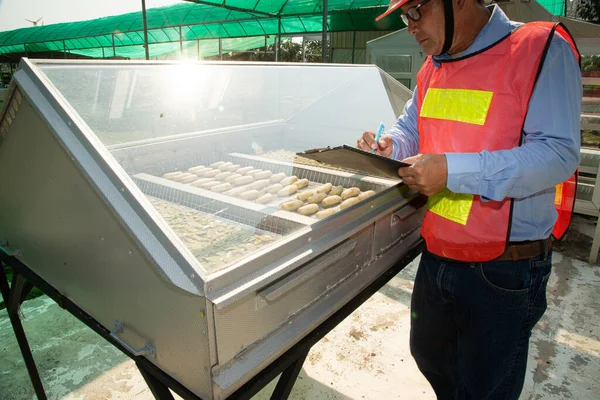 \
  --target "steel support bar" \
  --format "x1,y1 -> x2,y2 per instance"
141,0 -> 150,60
270,350 -> 310,399
321,0 -> 328,63
137,361 -> 176,400
0,263 -> 47,400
